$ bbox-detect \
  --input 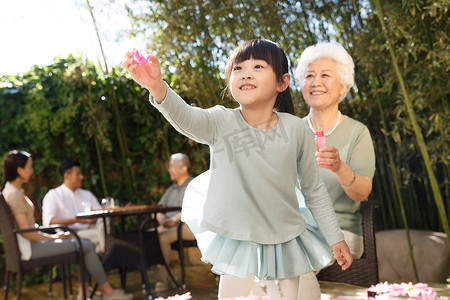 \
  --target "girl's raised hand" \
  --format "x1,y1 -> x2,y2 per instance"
122,50 -> 167,102
331,240 -> 353,270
